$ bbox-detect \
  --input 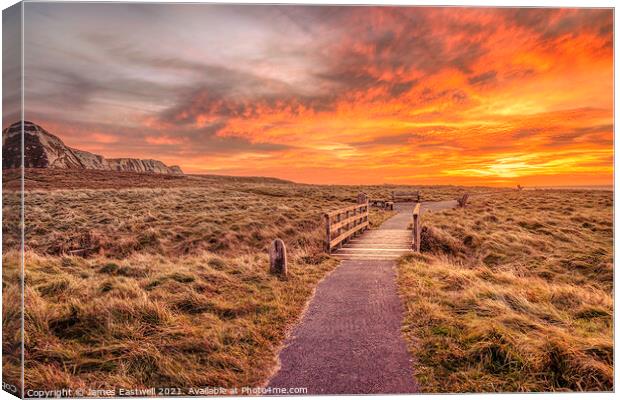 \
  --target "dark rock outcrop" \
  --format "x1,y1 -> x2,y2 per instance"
2,121 -> 183,174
